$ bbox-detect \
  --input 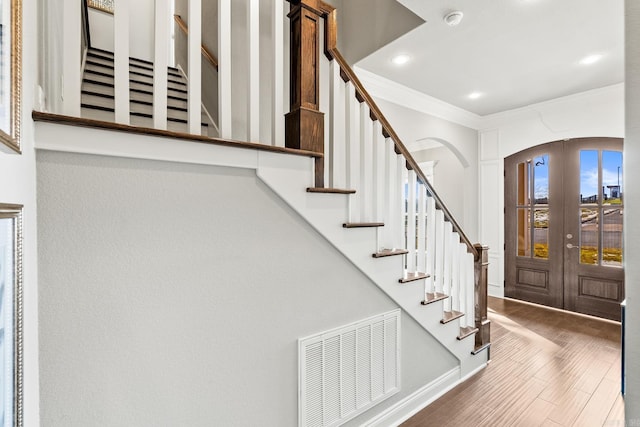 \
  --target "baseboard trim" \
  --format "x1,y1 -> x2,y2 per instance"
362,362 -> 487,427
